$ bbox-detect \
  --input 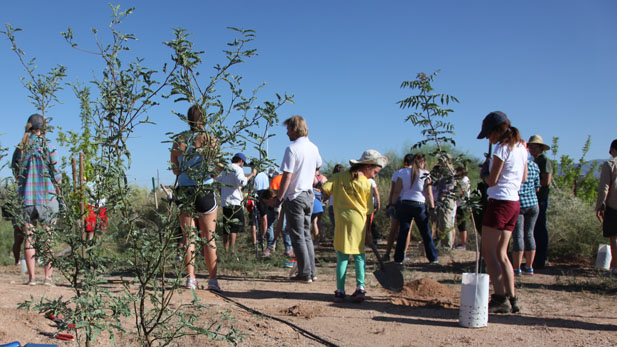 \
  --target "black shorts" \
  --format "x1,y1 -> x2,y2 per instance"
175,186 -> 217,214
223,205 -> 245,233
456,206 -> 467,231
603,206 -> 617,238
